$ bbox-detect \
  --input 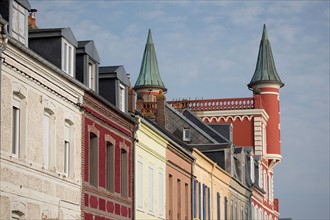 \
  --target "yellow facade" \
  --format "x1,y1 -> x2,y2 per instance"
134,116 -> 167,220
193,149 -> 231,220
